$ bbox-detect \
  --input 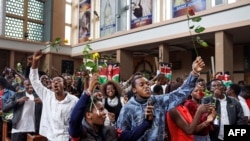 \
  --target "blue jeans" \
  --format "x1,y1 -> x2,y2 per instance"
194,134 -> 210,141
